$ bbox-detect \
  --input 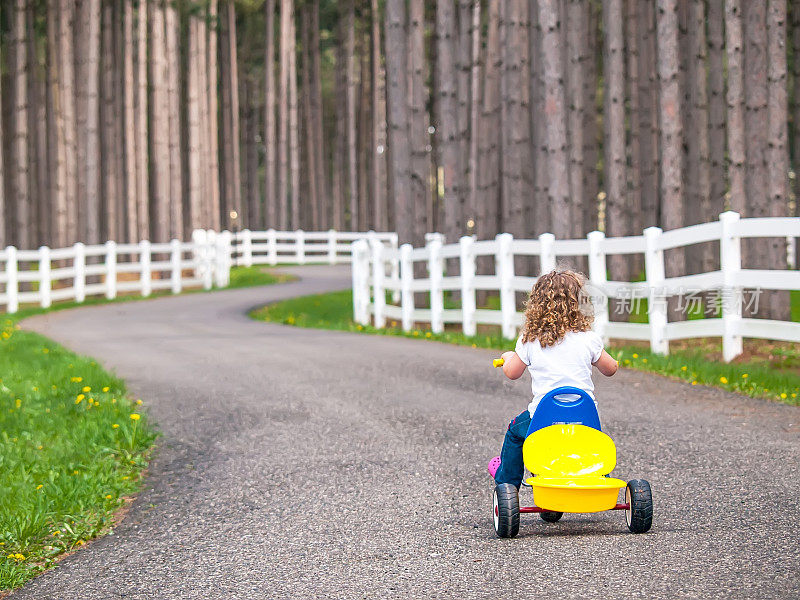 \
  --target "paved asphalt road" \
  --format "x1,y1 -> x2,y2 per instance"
14,265 -> 800,599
